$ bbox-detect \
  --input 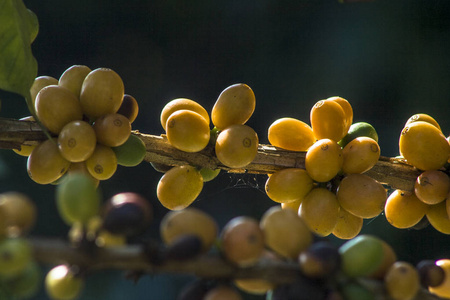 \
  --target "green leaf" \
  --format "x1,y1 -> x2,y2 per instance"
0,0 -> 38,102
